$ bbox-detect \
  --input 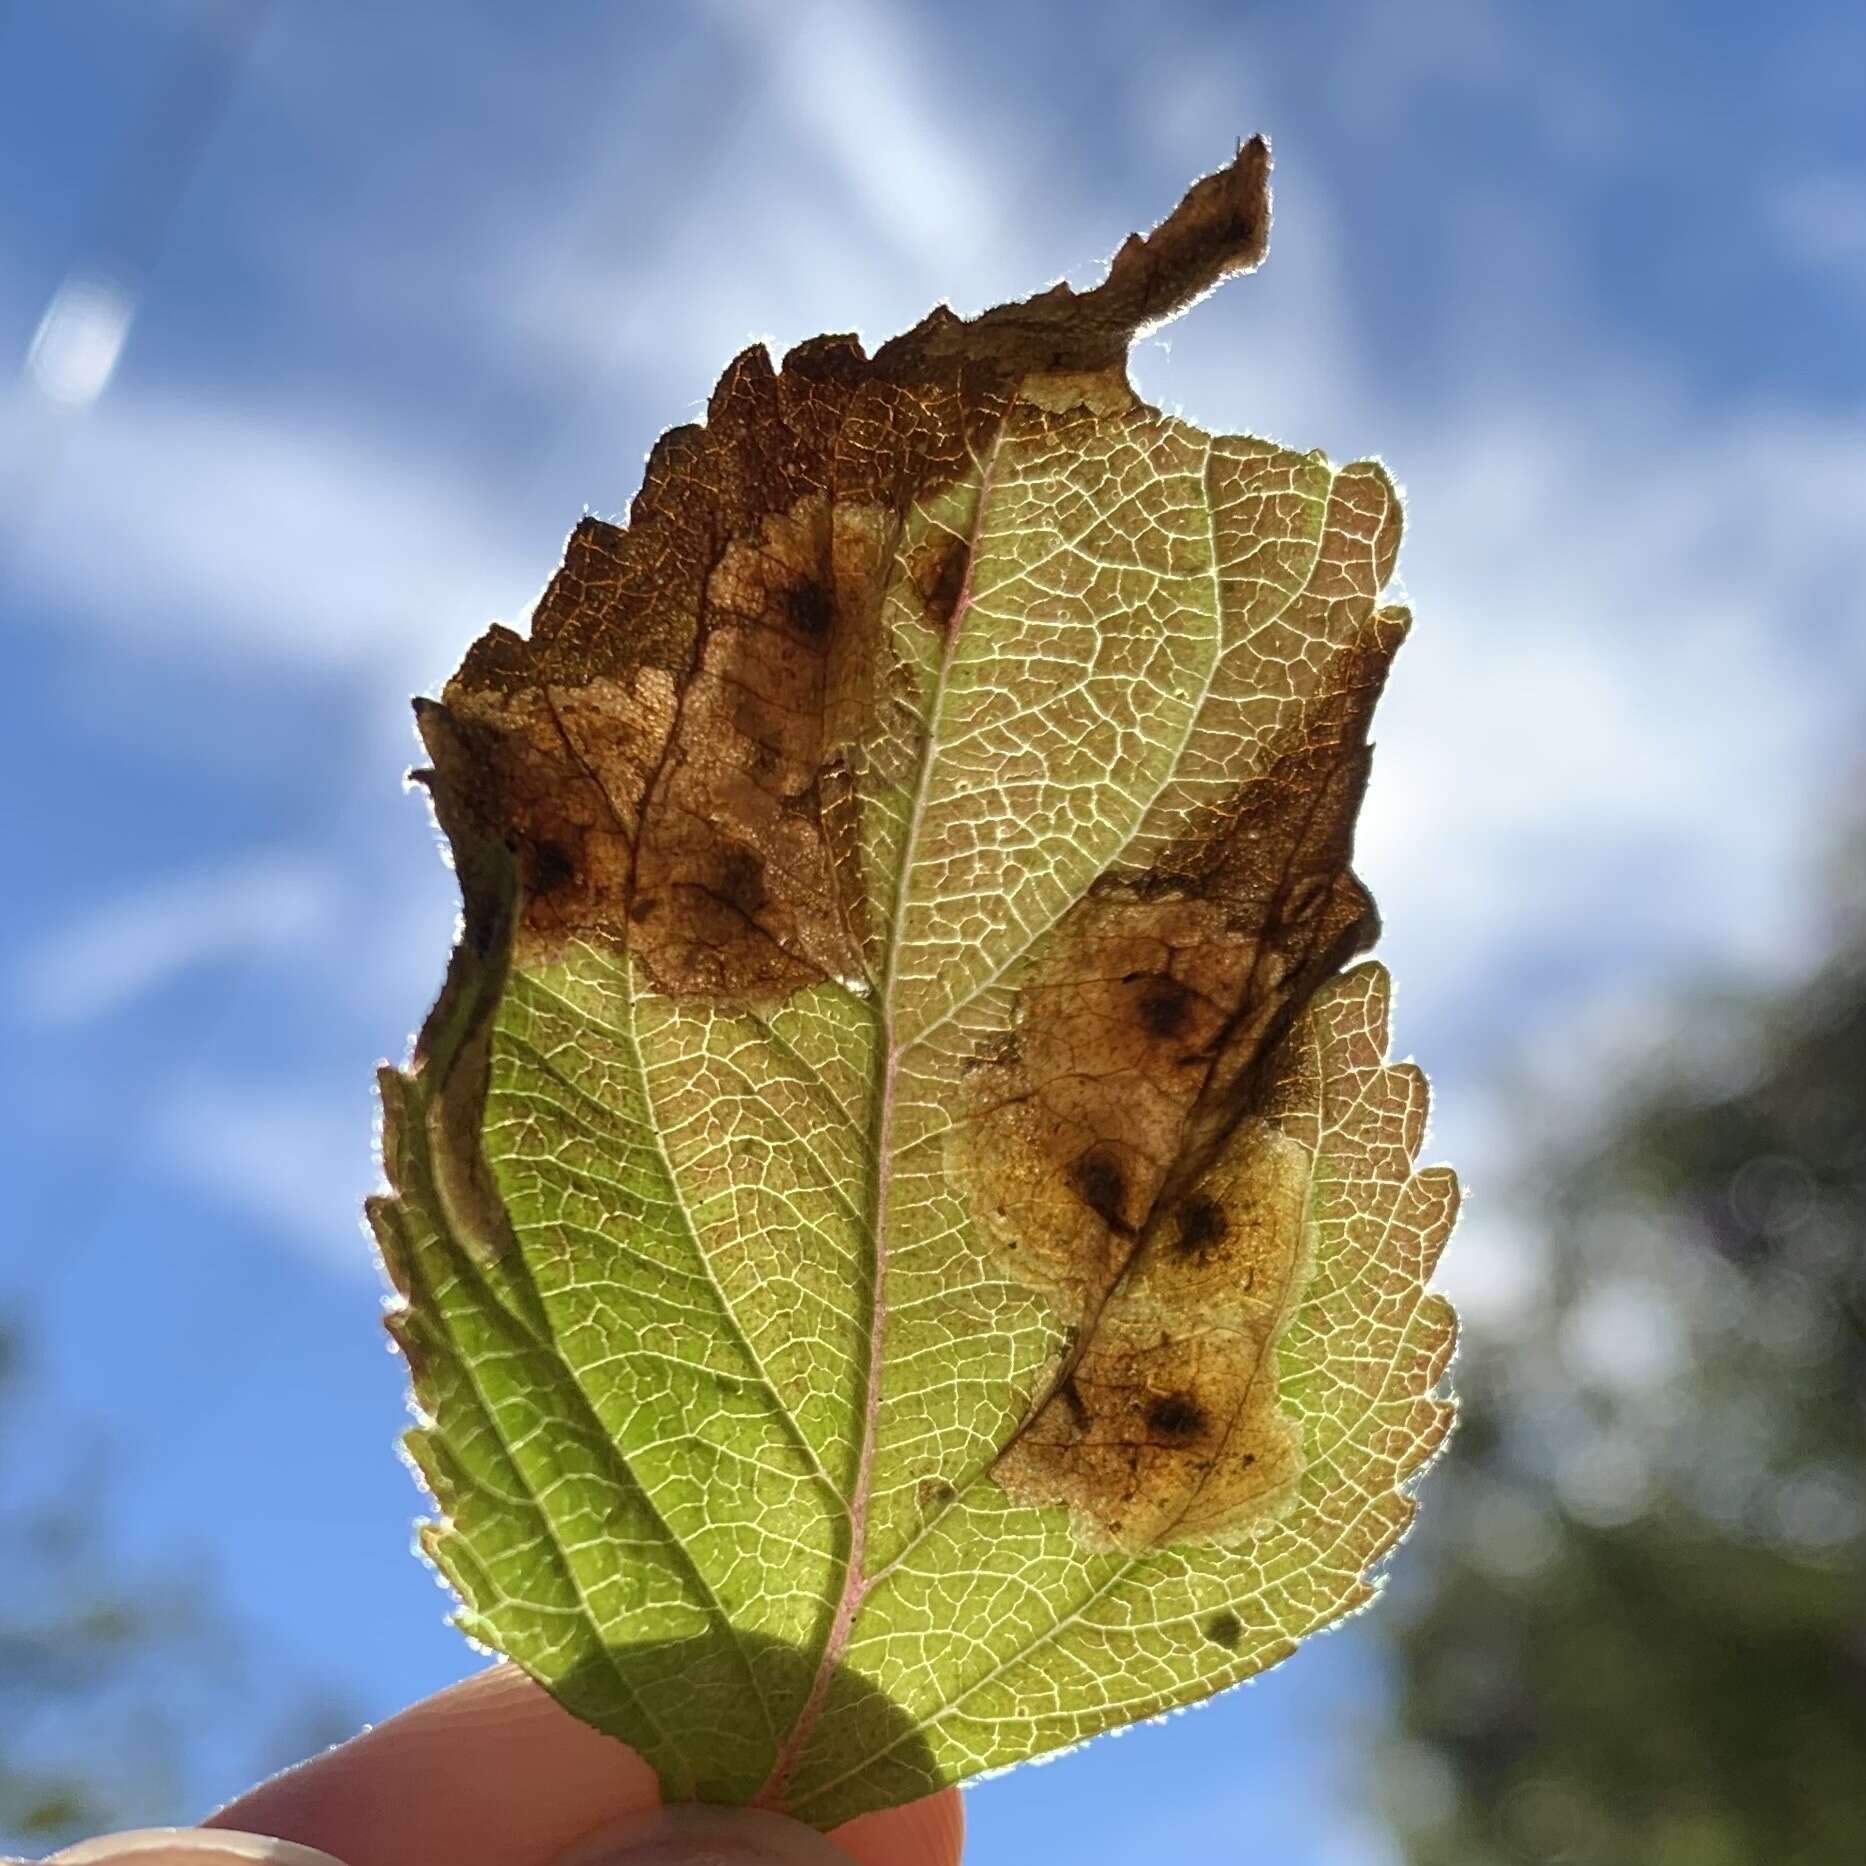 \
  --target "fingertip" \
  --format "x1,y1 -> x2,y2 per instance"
827,1787 -> 964,1866
205,1665 -> 659,1866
